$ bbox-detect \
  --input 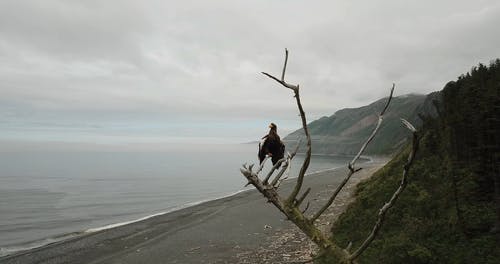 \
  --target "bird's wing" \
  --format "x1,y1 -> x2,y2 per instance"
258,141 -> 267,164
